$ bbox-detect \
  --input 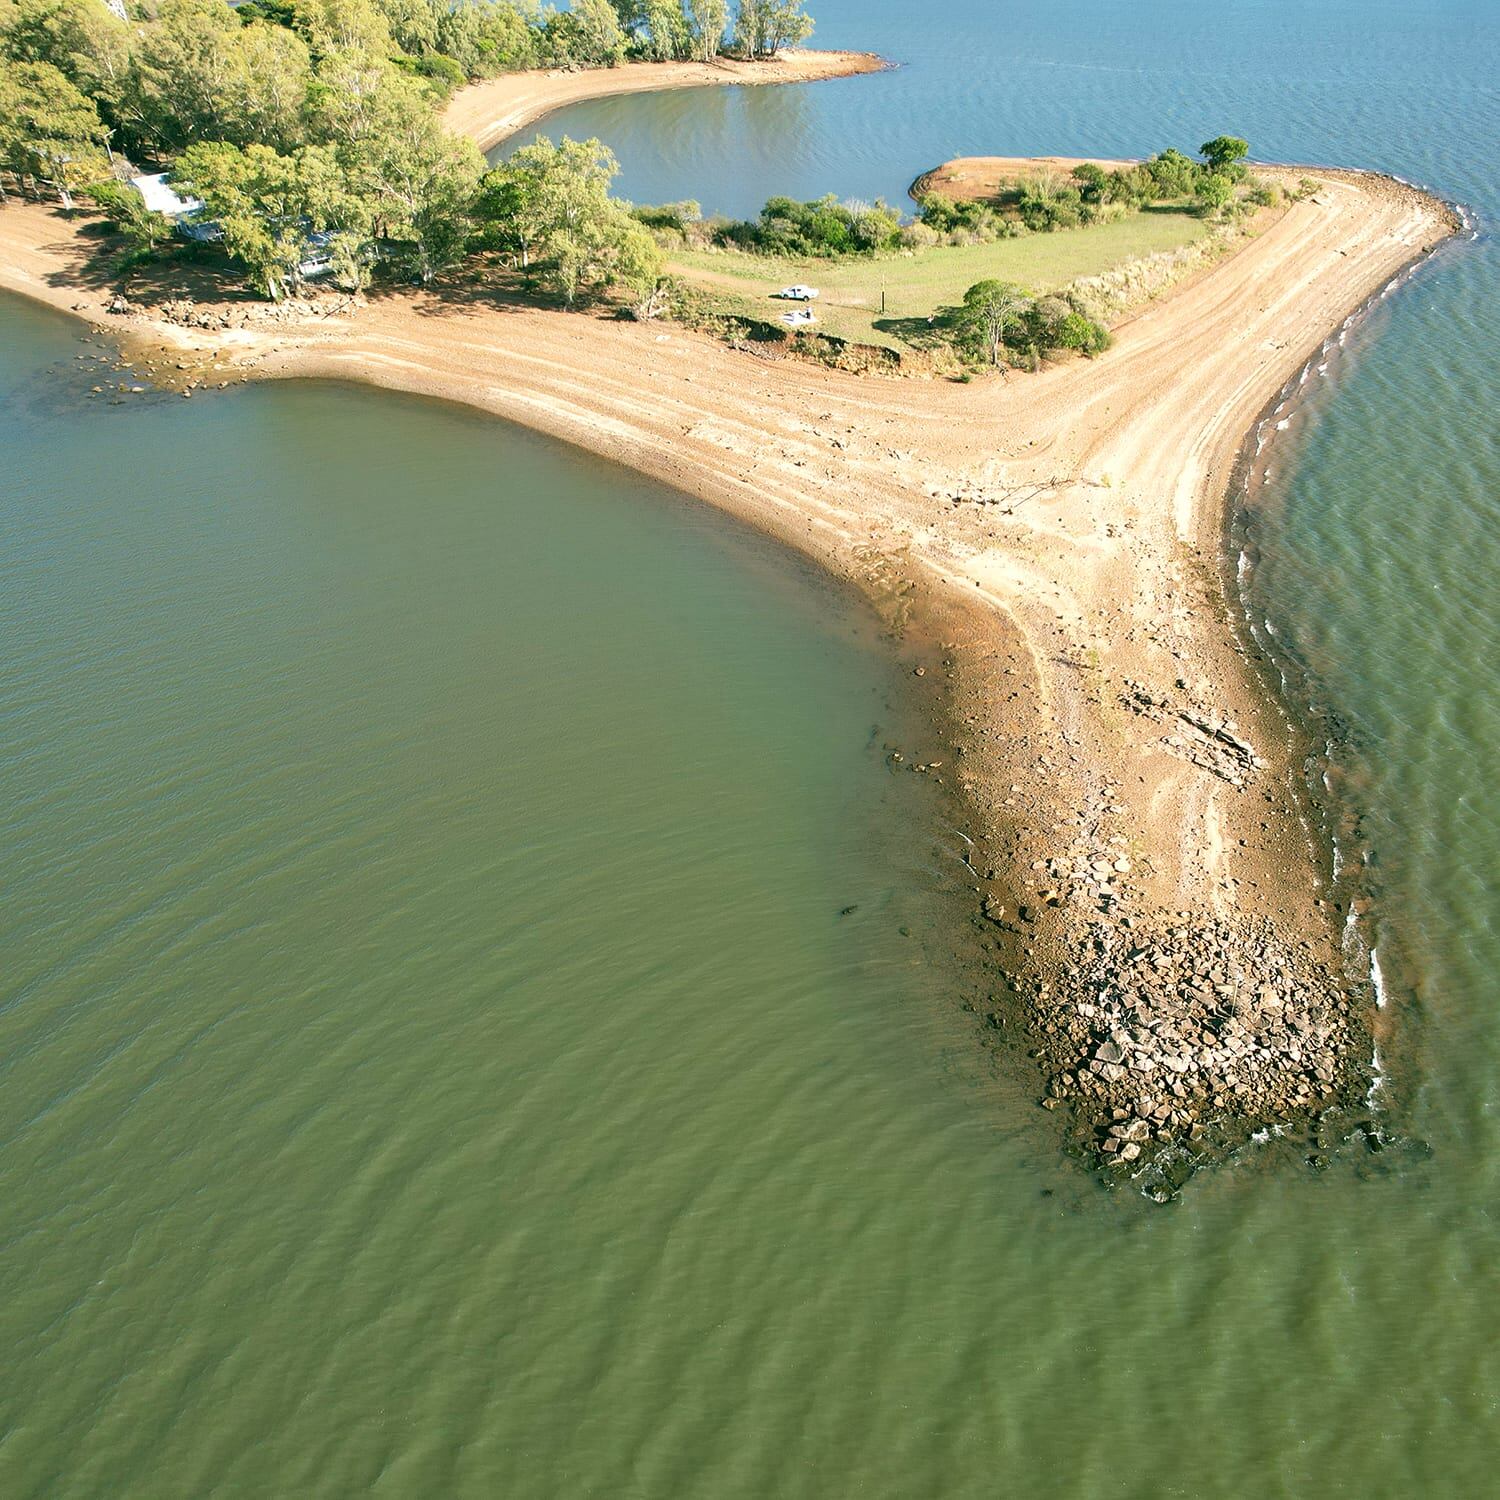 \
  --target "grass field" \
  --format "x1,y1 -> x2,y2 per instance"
667,209 -> 1210,349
